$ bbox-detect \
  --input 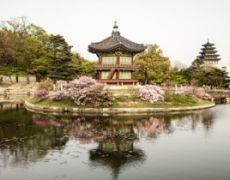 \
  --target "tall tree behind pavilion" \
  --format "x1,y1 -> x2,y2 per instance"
134,44 -> 171,84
